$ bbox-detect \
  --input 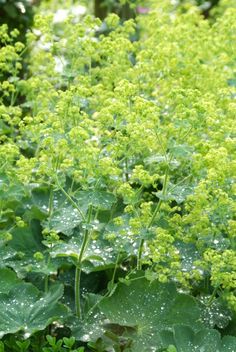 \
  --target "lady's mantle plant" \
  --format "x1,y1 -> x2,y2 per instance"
0,0 -> 236,350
